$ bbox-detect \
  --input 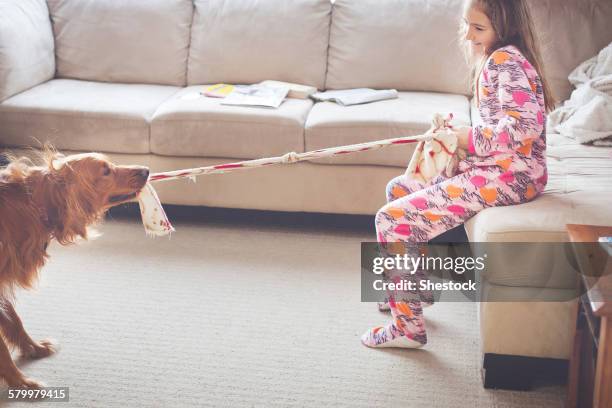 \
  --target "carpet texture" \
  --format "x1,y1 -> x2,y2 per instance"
1,208 -> 564,407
